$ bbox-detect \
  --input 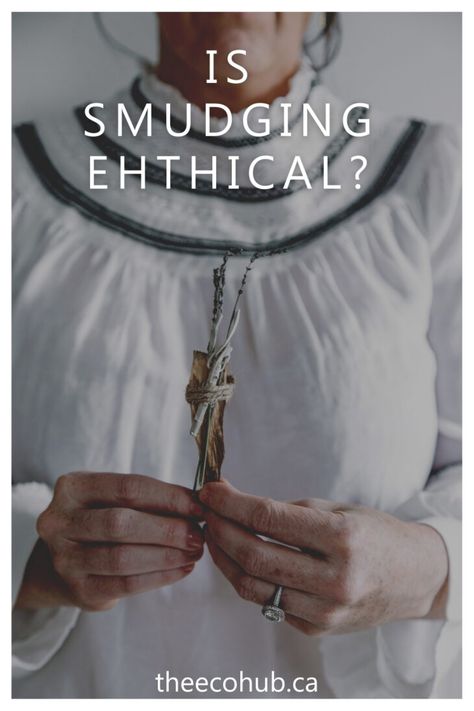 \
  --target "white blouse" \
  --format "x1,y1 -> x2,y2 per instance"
12,59 -> 461,698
